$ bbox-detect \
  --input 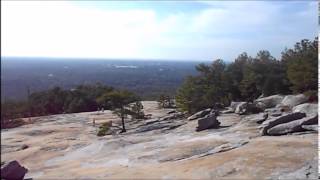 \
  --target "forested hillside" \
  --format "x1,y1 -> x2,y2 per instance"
176,37 -> 318,113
